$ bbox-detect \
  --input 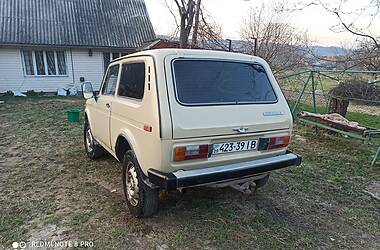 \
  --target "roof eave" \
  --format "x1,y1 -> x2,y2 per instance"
0,43 -> 138,50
